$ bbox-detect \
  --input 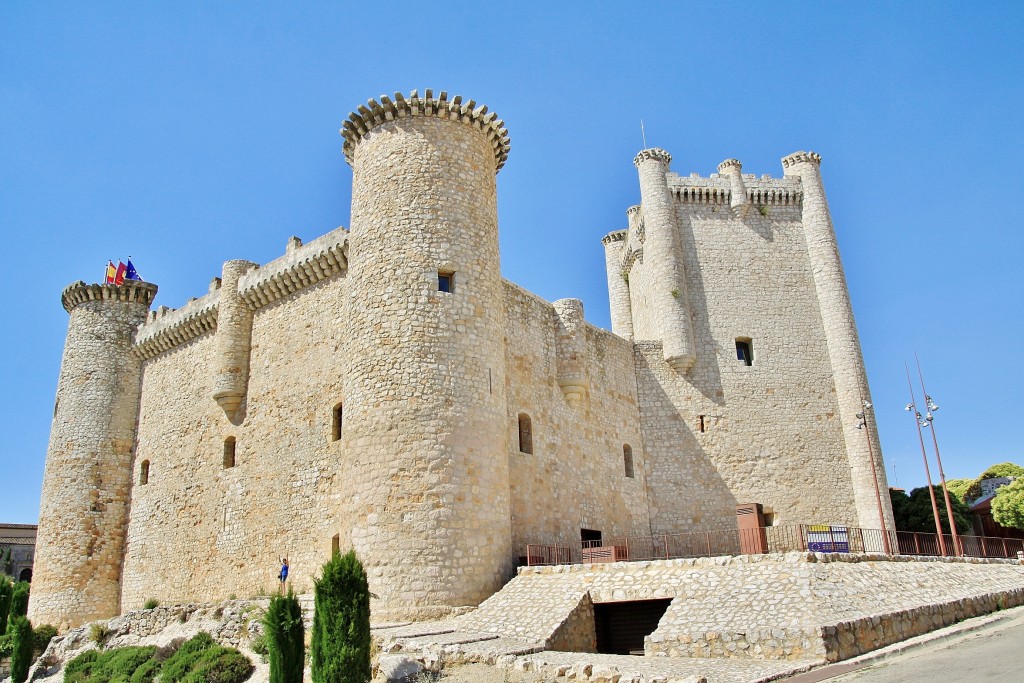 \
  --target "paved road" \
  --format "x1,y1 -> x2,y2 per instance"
811,608 -> 1024,682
